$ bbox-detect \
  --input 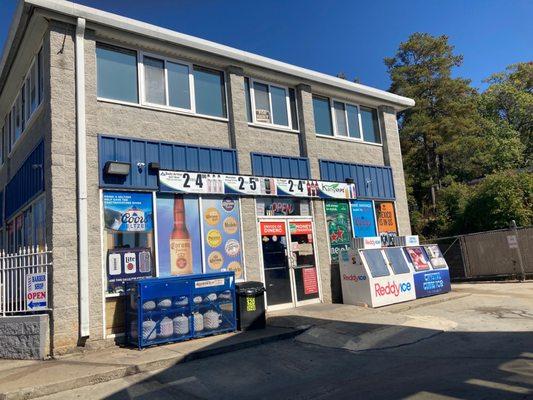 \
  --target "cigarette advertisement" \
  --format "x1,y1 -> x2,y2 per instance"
156,194 -> 203,276
201,197 -> 244,280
